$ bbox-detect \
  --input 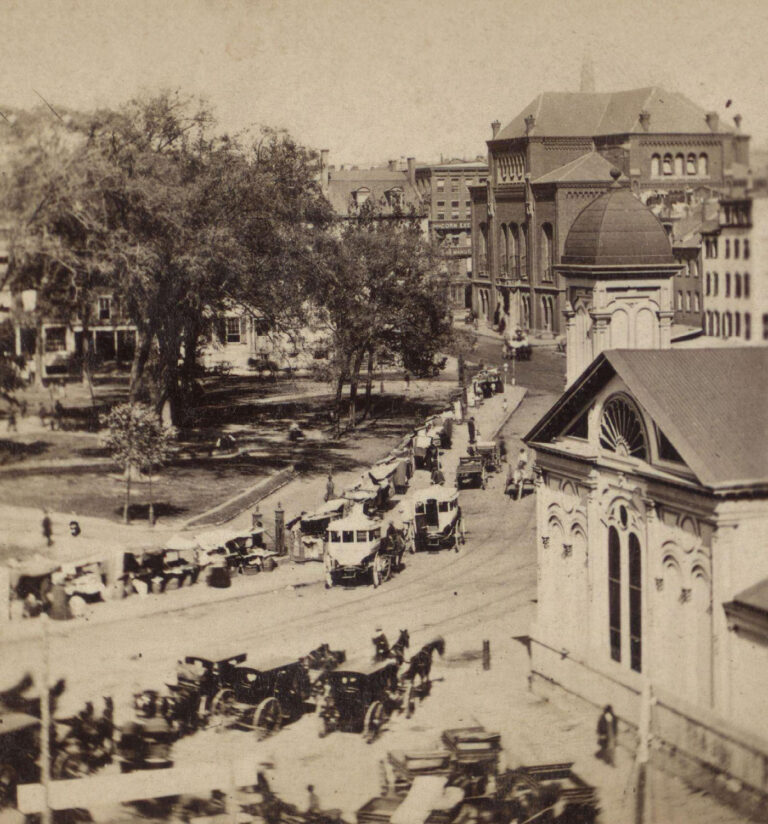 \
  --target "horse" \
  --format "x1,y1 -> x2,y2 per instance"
371,629 -> 410,664
400,637 -> 445,689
